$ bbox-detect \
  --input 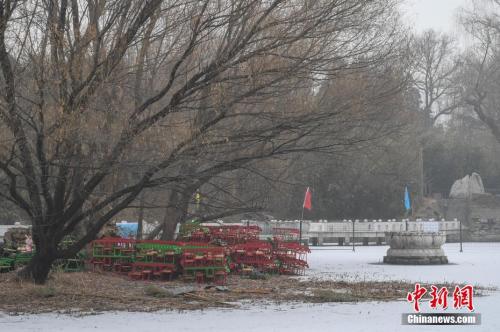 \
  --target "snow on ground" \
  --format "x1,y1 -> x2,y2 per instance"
1,242 -> 499,332
308,242 -> 500,287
